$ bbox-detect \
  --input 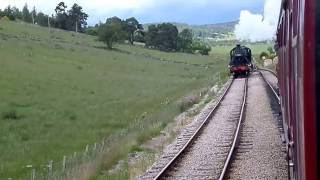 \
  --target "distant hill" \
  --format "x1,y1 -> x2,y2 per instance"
143,21 -> 238,39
